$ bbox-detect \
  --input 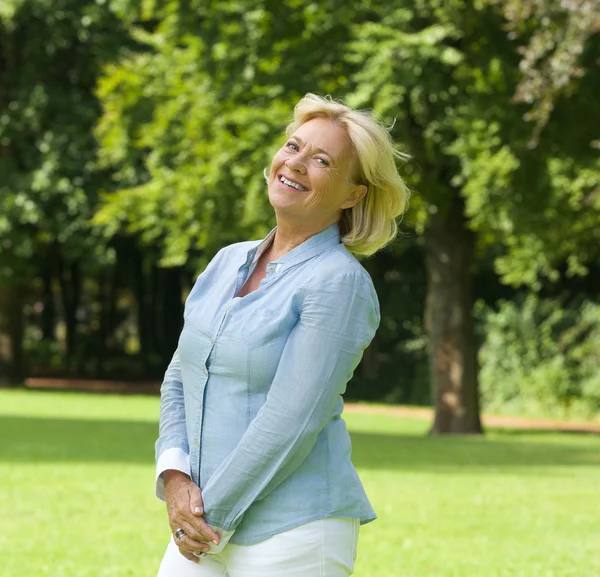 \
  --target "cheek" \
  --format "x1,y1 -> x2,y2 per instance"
311,170 -> 336,195
309,174 -> 348,207
270,151 -> 287,173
